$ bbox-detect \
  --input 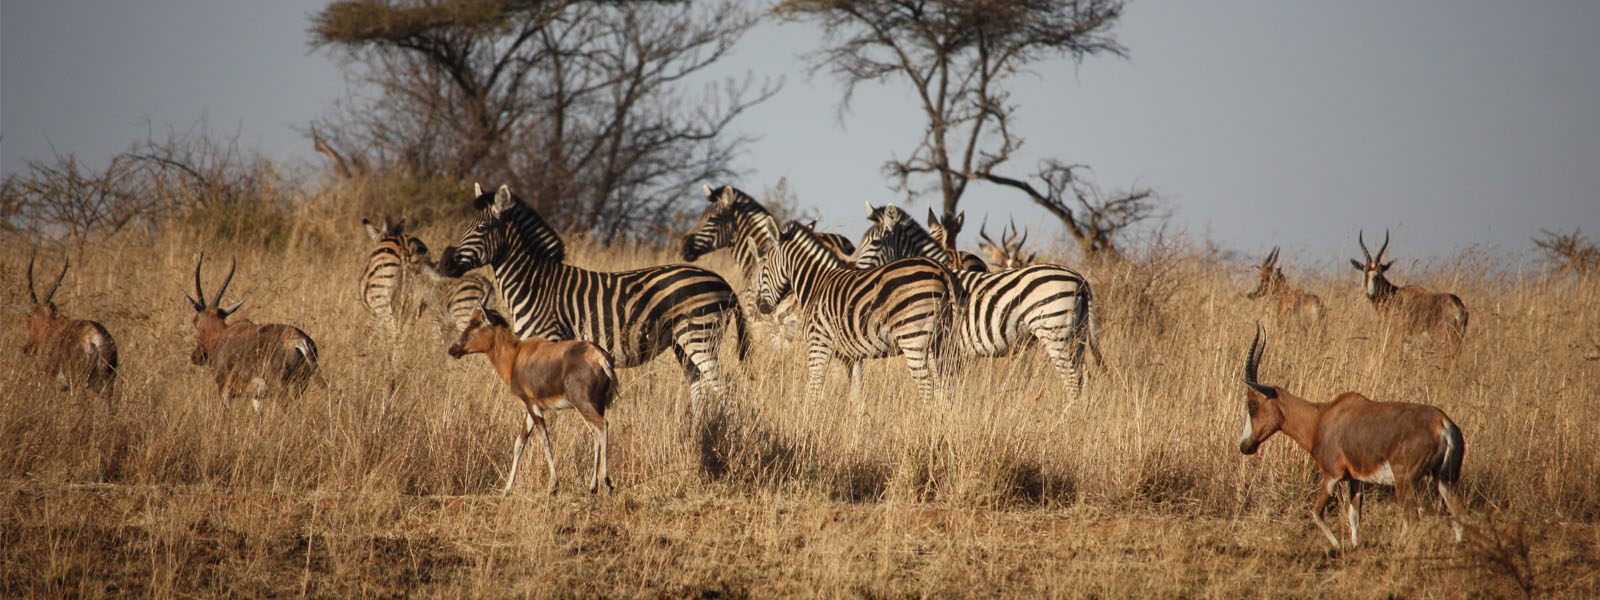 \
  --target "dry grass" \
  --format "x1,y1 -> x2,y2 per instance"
3,189 -> 1598,597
